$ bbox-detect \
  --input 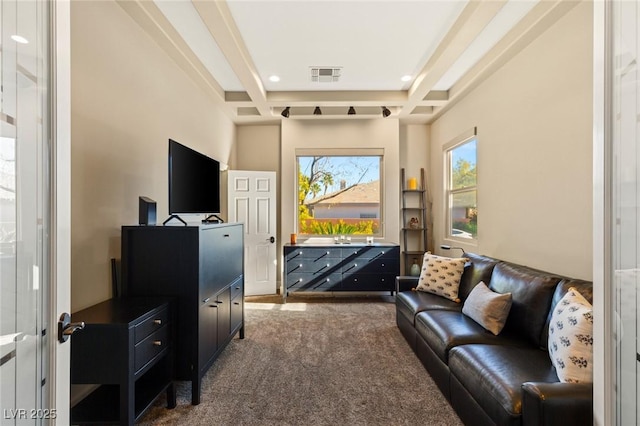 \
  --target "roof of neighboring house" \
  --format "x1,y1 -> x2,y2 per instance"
306,180 -> 379,206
